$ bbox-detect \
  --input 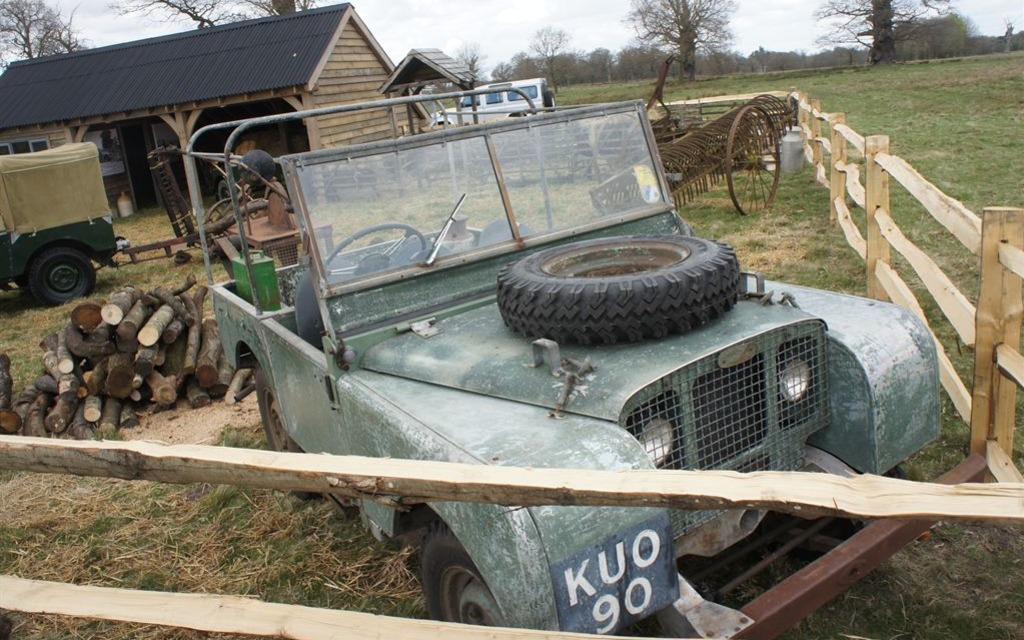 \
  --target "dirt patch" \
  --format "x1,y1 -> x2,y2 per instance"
123,395 -> 260,445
